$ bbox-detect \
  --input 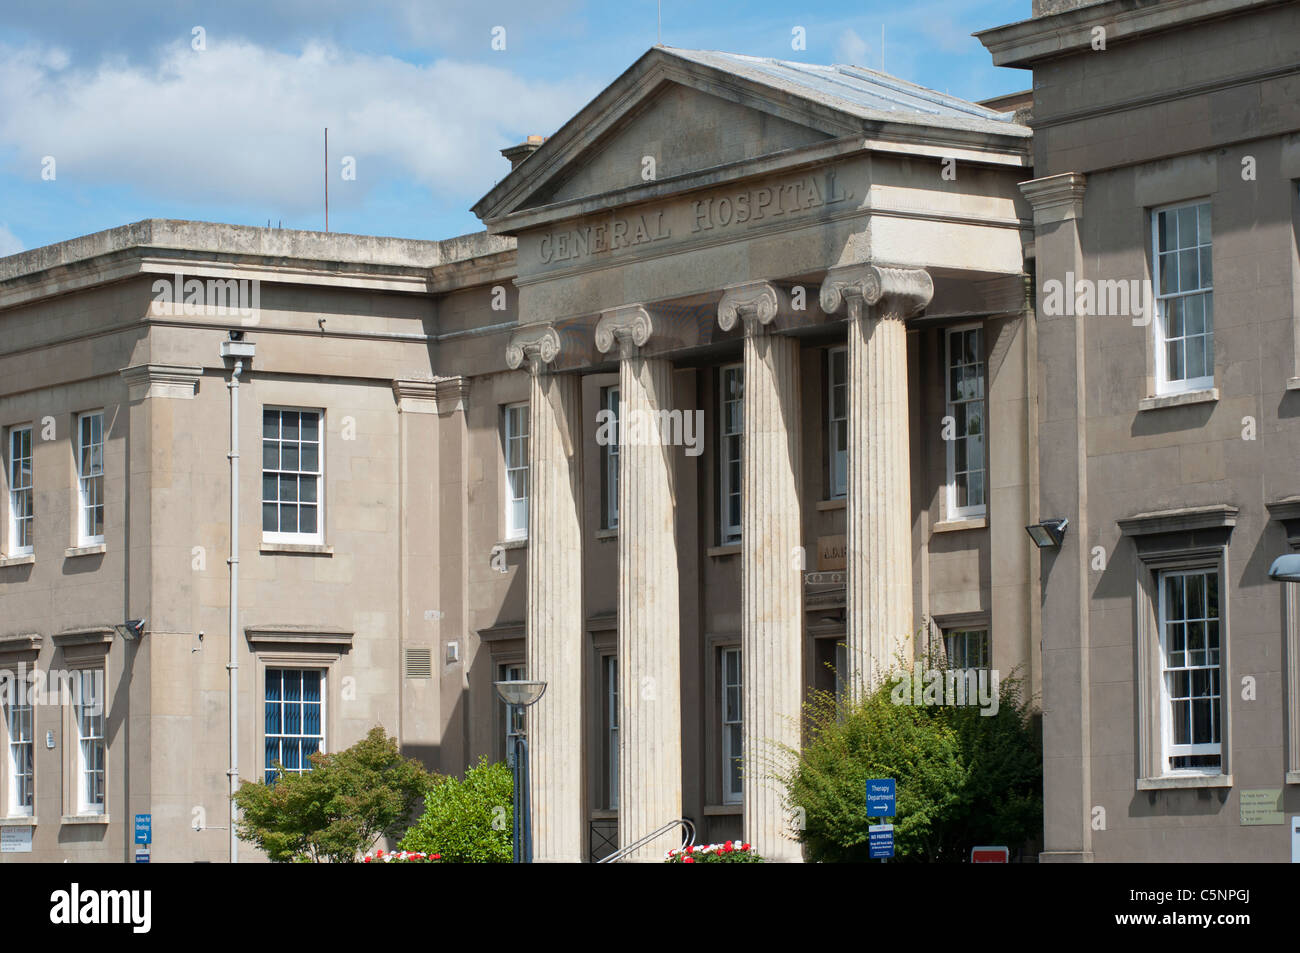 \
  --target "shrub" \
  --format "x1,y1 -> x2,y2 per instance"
232,726 -> 433,863
399,757 -> 513,863
782,661 -> 1041,863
